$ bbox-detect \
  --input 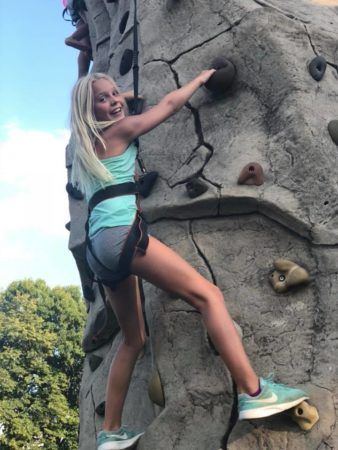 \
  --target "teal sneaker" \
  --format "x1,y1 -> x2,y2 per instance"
97,427 -> 143,450
238,377 -> 309,420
